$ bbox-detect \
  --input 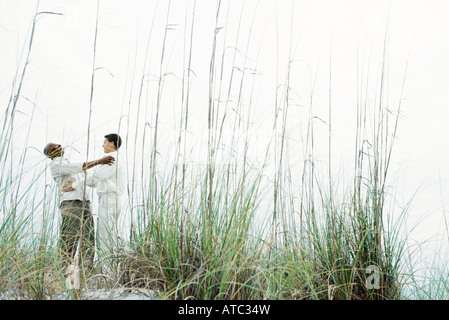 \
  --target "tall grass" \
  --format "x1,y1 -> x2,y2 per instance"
0,1 -> 429,300
0,4 -> 72,299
